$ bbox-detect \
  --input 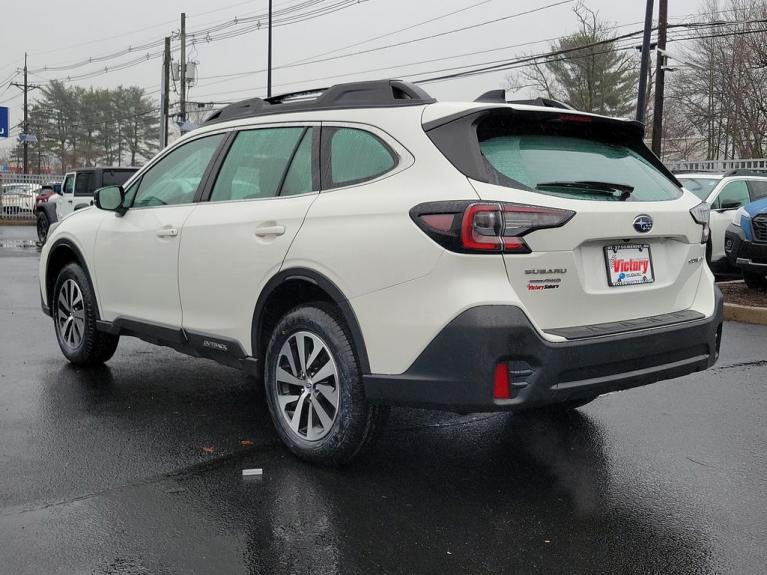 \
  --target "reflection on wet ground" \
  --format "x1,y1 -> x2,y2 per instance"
1,225 -> 766,574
